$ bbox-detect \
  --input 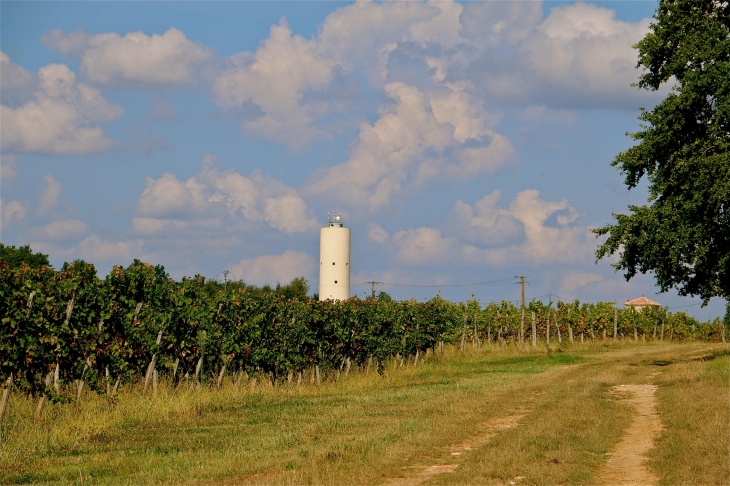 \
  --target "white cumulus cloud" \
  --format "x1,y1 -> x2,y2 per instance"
135,154 -> 317,234
214,20 -> 336,150
560,271 -> 603,297
1,154 -> 18,183
1,199 -> 26,230
230,250 -> 316,286
42,28 -> 213,88
76,234 -> 145,263
34,219 -> 89,241
375,189 -> 593,267
305,82 -> 514,212
0,52 -> 35,100
1,63 -> 123,155
37,174 -> 63,215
